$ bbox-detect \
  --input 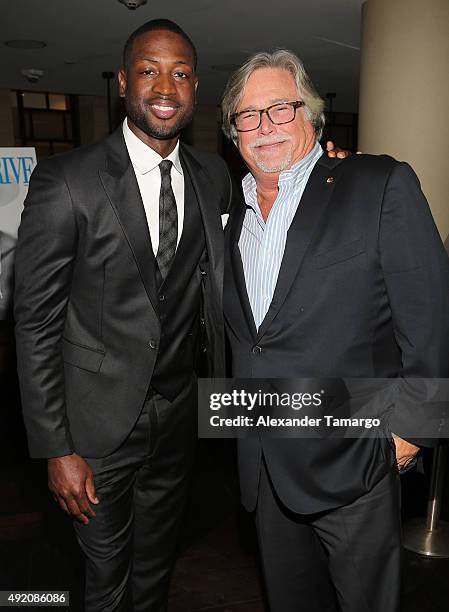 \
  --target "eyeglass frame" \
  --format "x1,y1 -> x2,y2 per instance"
231,100 -> 305,133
